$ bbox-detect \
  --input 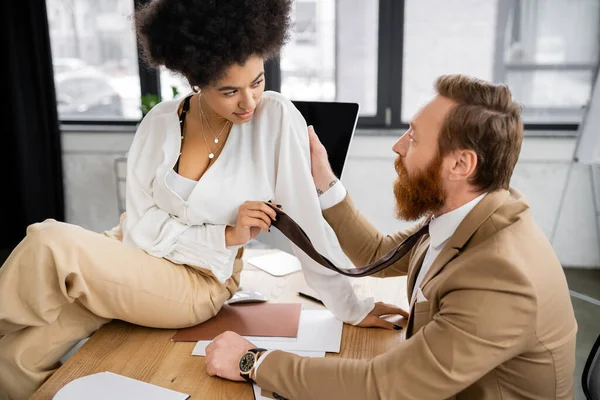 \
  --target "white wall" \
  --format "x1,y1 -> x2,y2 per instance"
61,131 -> 600,268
